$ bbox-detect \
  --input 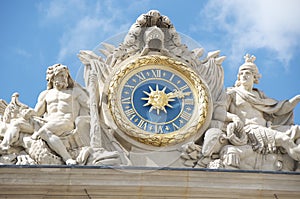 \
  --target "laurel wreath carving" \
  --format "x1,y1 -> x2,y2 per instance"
108,55 -> 210,147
